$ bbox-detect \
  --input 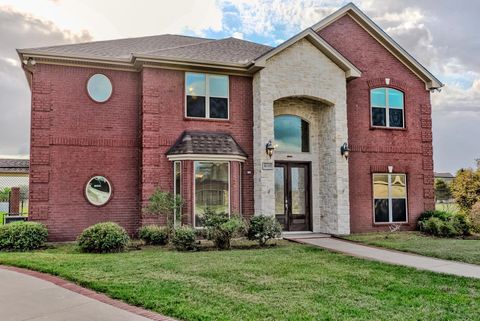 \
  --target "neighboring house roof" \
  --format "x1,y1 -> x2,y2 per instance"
434,172 -> 454,179
167,132 -> 247,161
0,159 -> 29,174
17,2 -> 441,88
